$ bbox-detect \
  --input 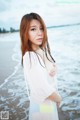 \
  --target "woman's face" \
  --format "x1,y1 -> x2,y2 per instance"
28,19 -> 44,50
